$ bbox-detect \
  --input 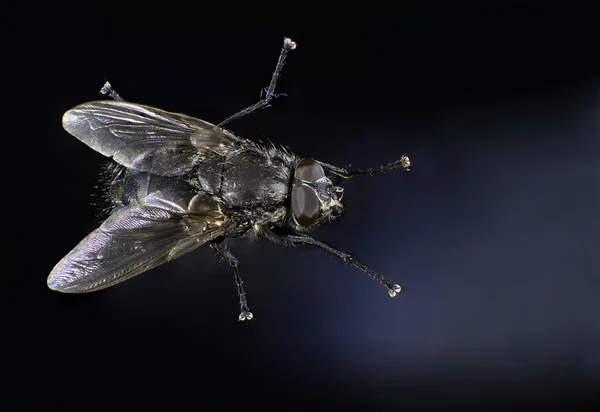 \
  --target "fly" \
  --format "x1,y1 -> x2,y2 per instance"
48,38 -> 411,321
